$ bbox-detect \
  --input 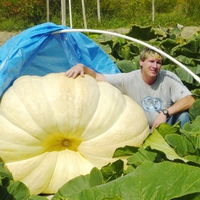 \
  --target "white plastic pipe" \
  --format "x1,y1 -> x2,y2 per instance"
46,0 -> 50,22
61,0 -> 66,26
68,0 -> 72,28
152,0 -> 155,22
97,0 -> 101,23
81,0 -> 87,29
52,28 -> 200,83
